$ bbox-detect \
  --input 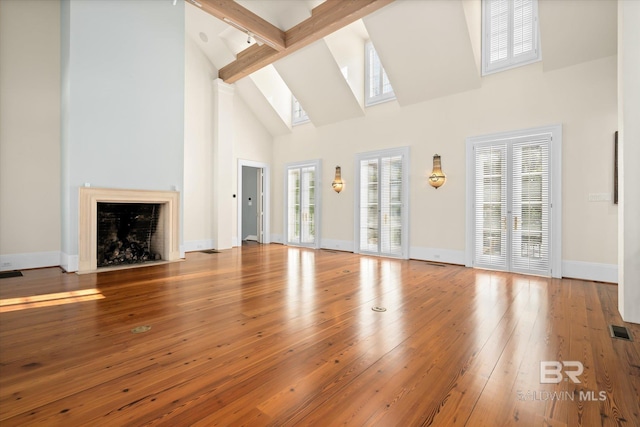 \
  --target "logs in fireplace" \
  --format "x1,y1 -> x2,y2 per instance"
97,203 -> 162,268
